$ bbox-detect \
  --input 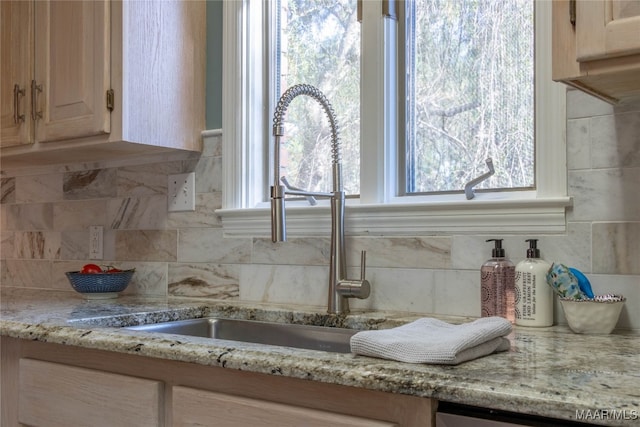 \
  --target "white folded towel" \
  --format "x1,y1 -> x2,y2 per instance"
350,317 -> 512,365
